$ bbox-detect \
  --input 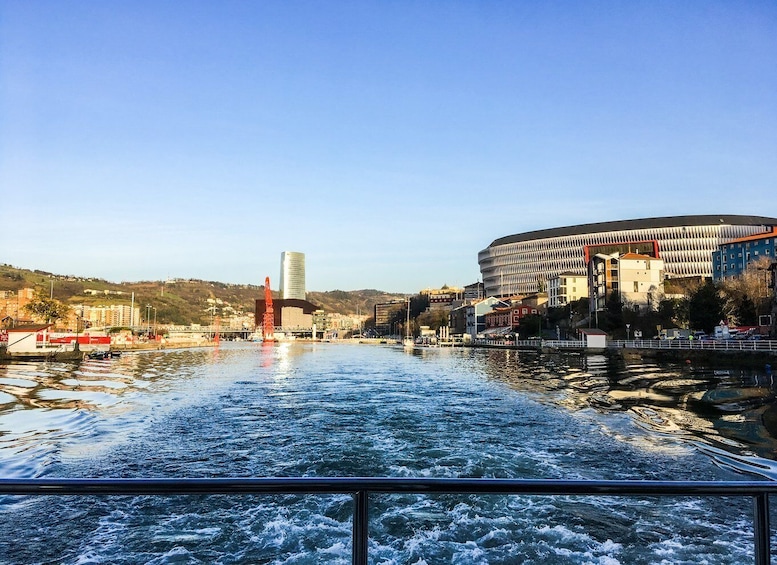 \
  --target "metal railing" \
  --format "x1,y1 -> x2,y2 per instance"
472,338 -> 777,353
611,339 -> 777,352
2,477 -> 776,564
